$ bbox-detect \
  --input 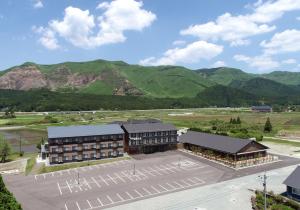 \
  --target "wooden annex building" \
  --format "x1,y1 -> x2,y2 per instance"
179,131 -> 270,168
